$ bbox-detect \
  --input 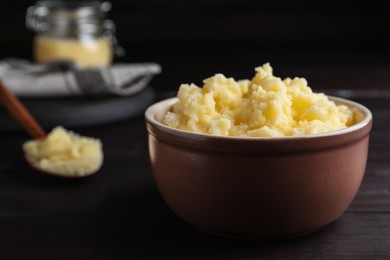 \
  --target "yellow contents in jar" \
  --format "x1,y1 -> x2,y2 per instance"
23,126 -> 103,177
34,36 -> 112,68
163,63 -> 355,137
